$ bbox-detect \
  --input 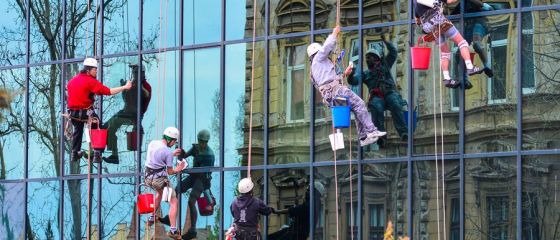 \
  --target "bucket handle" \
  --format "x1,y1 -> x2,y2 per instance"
88,117 -> 102,130
416,36 -> 428,47
330,95 -> 349,108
